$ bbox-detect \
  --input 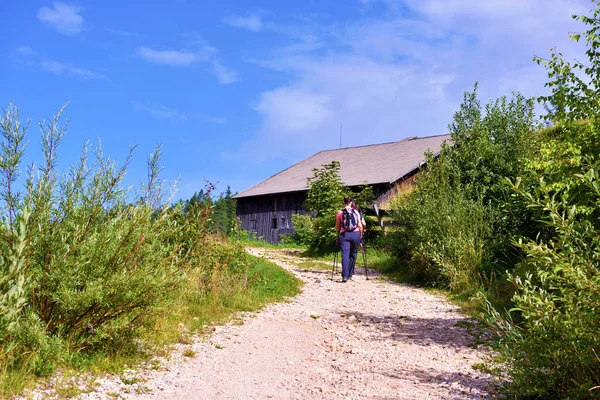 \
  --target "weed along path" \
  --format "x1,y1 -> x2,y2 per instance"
80,248 -> 497,399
